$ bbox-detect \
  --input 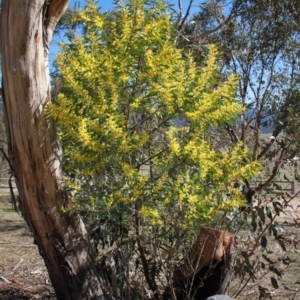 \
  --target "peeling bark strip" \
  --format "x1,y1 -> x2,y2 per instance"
0,1 -> 105,299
